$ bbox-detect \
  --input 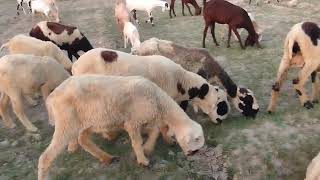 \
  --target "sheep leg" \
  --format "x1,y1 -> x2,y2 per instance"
25,95 -> 38,106
143,127 -> 160,156
311,71 -> 319,103
10,92 -> 38,132
78,128 -> 118,165
210,23 -> 220,46
267,58 -> 290,112
146,11 -> 154,27
169,0 -> 176,18
231,27 -> 244,49
72,52 -> 80,60
28,1 -> 32,13
0,93 -> 16,129
125,123 -> 149,166
185,4 -> 193,16
38,123 -> 76,180
160,126 -> 174,145
227,26 -> 232,48
182,2 -> 185,16
202,24 -> 209,48
40,84 -> 52,101
16,4 -> 21,15
293,63 -> 316,108
67,51 -> 73,61
124,35 -> 128,48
